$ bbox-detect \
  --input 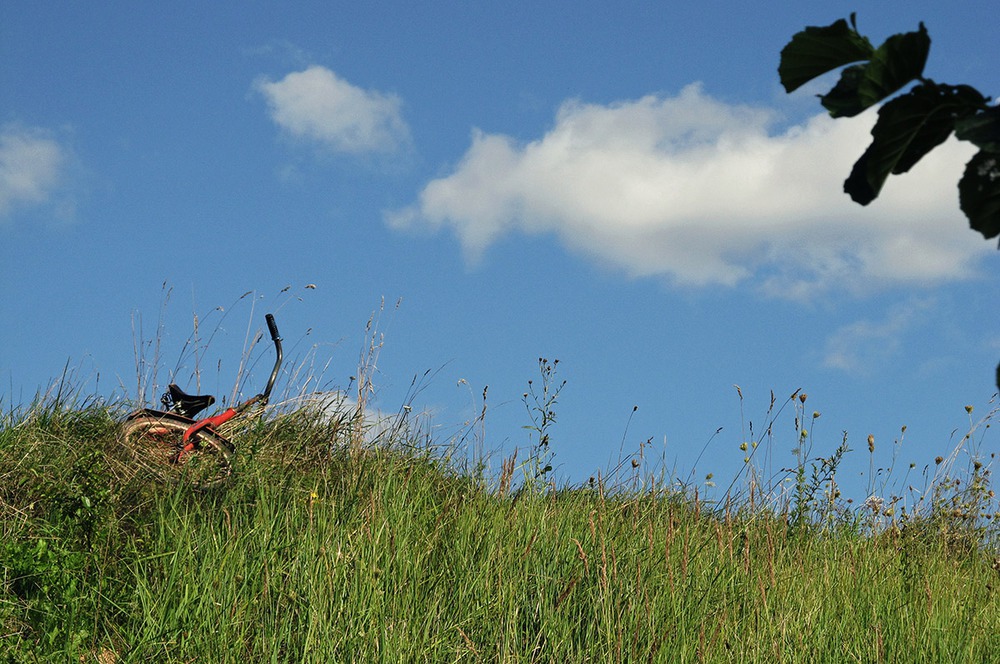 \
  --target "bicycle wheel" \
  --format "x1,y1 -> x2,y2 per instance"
122,414 -> 234,488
